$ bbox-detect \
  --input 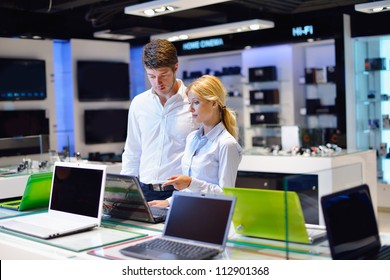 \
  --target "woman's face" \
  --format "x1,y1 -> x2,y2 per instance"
187,91 -> 215,125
